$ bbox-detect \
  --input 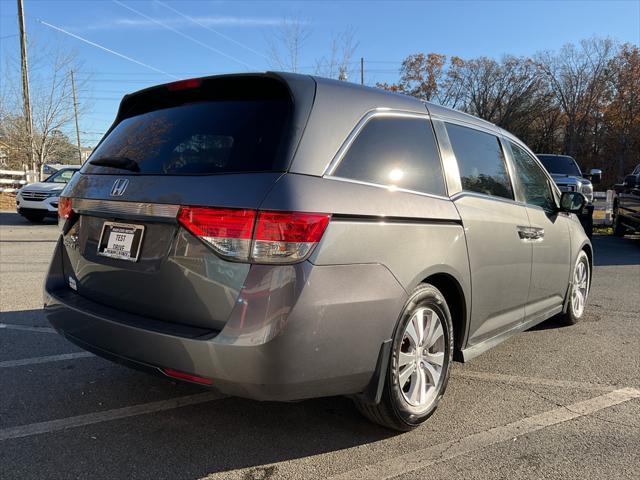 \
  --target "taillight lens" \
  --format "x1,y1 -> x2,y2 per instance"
58,196 -> 73,219
177,207 -> 331,264
252,211 -> 331,263
178,207 -> 256,261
